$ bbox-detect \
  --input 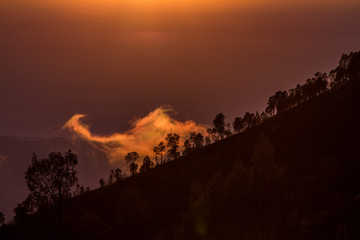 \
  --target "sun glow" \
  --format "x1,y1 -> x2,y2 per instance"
1,0 -> 248,13
2,0 -> 358,12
